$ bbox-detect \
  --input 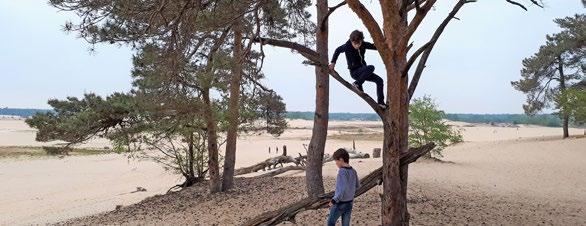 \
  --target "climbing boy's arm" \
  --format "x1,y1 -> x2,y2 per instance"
364,41 -> 377,50
331,45 -> 344,64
